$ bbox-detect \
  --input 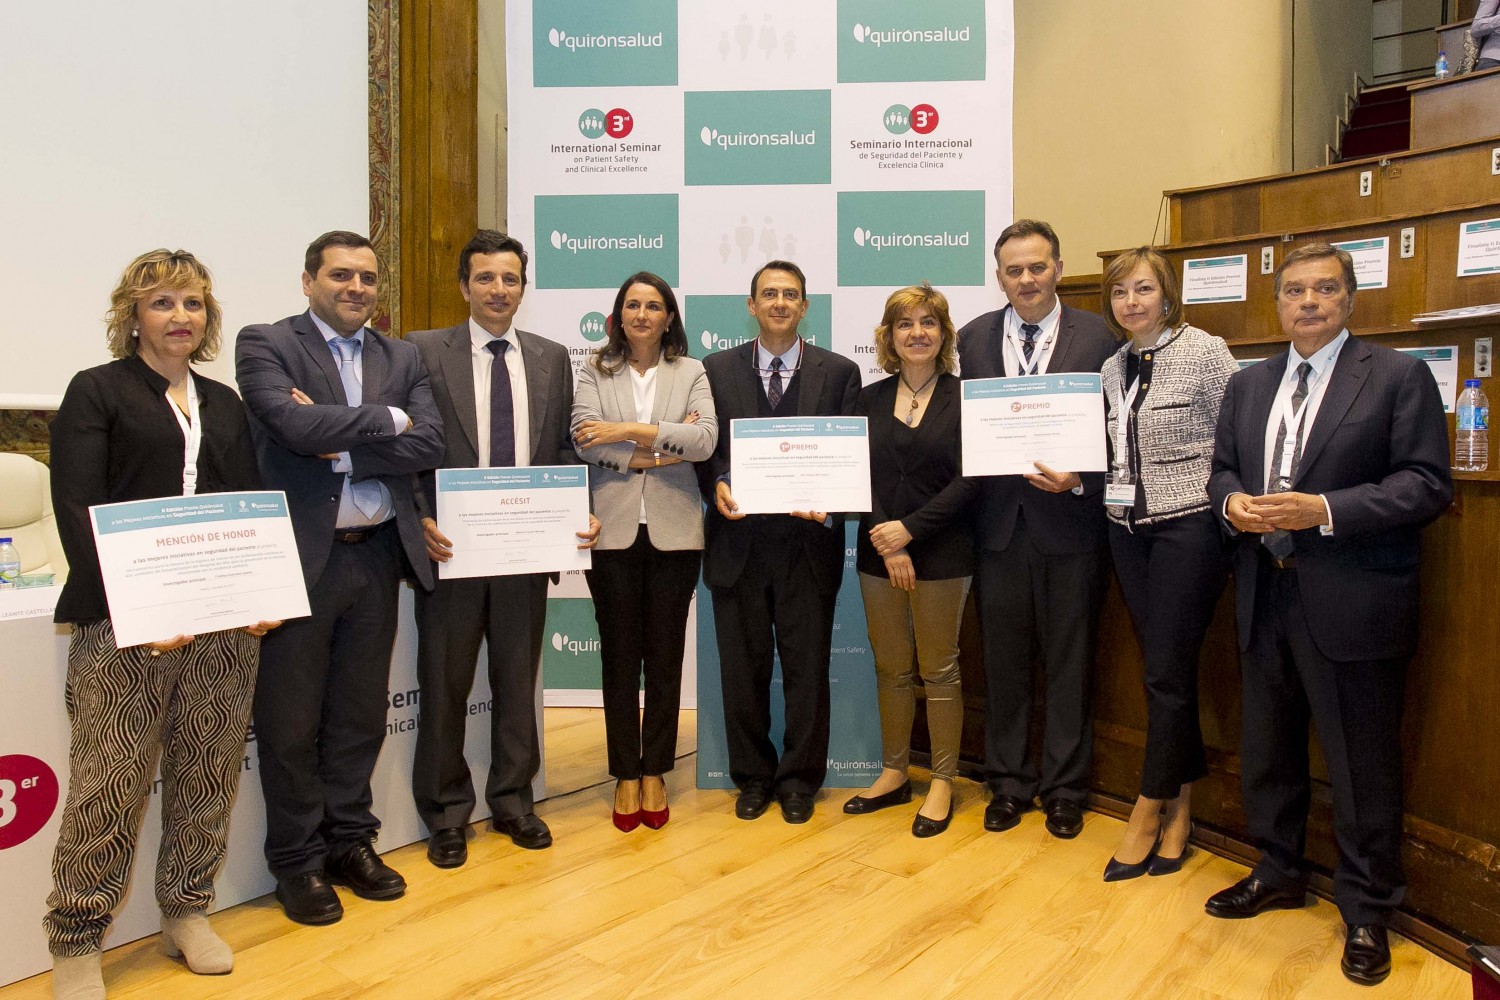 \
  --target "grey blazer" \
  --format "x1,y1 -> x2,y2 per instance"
572,353 -> 717,551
